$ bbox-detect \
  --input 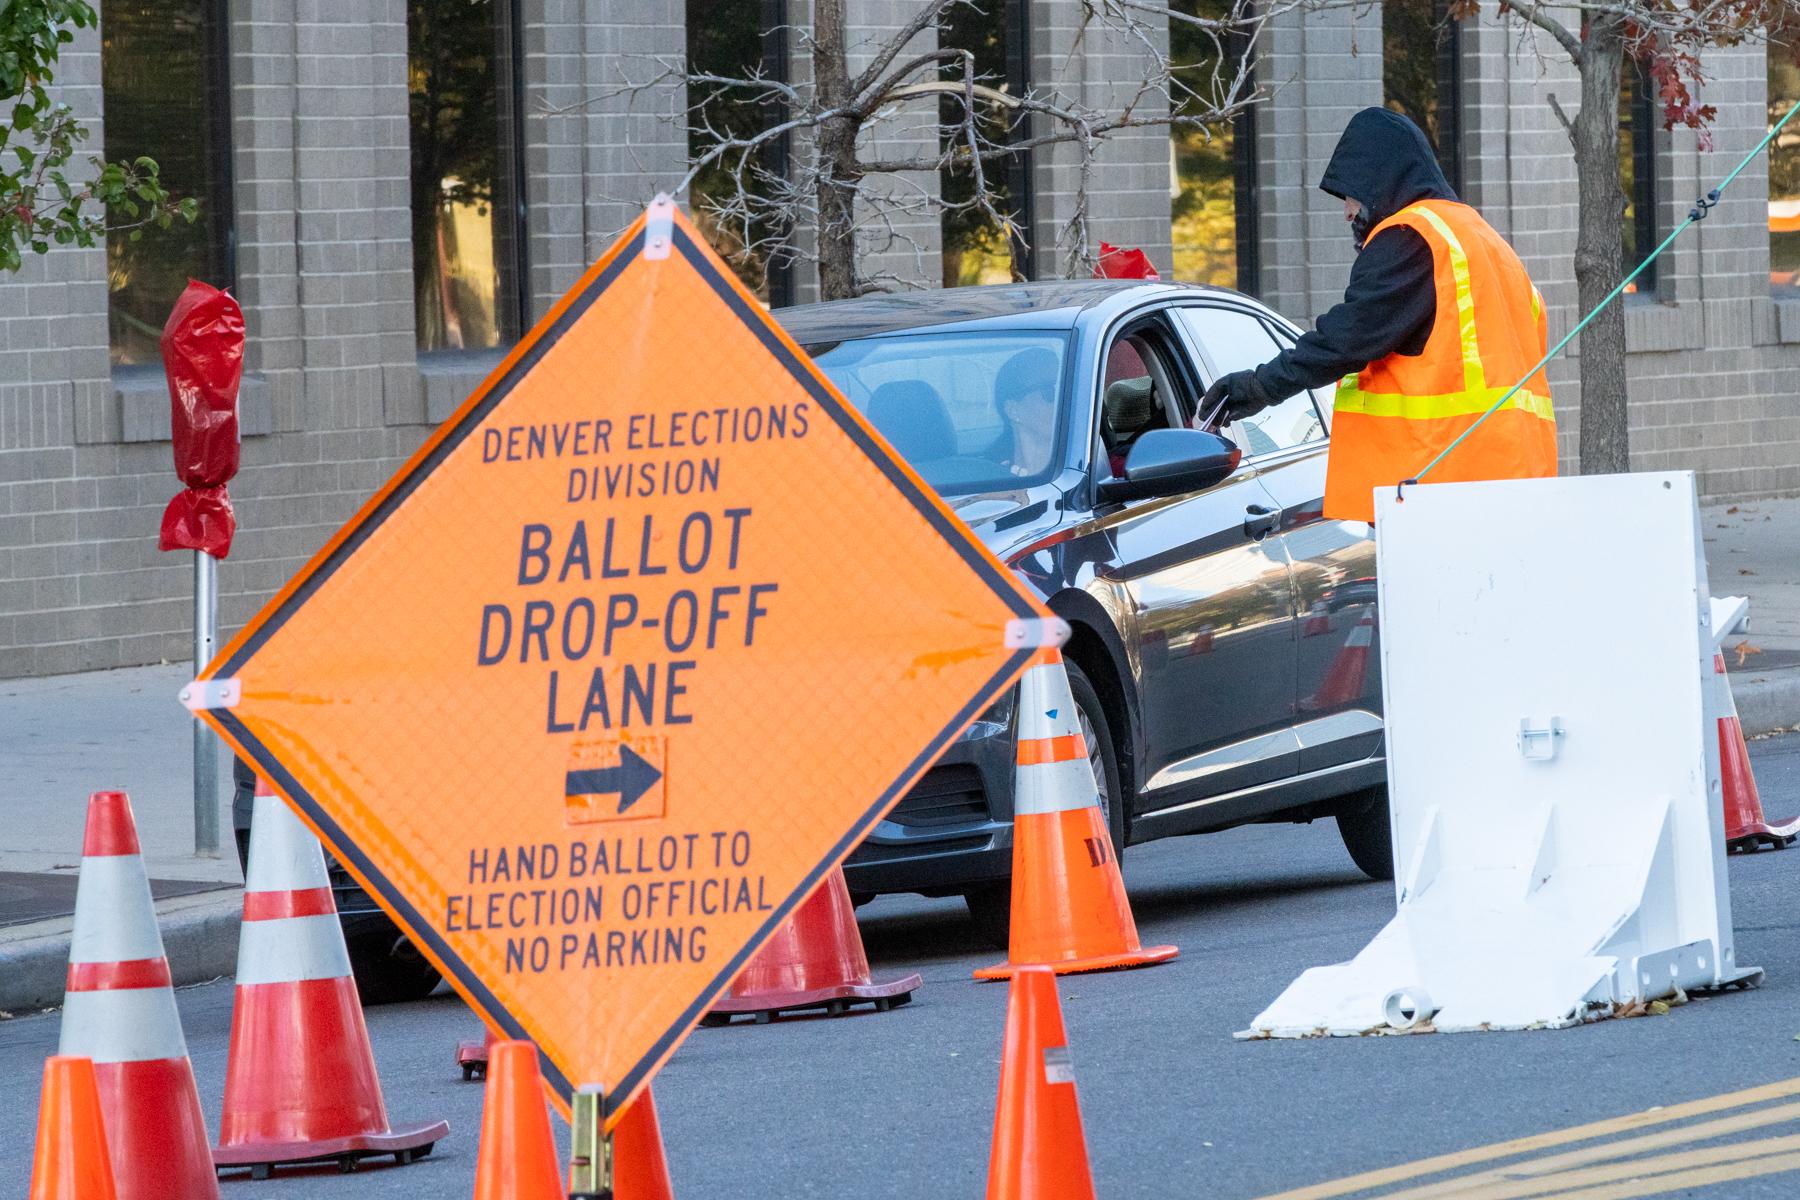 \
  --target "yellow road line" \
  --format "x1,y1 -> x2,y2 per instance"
1408,1133 -> 1800,1200
1529,1149 -> 1800,1199
1250,1076 -> 1800,1200
1387,1101 -> 1800,1198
